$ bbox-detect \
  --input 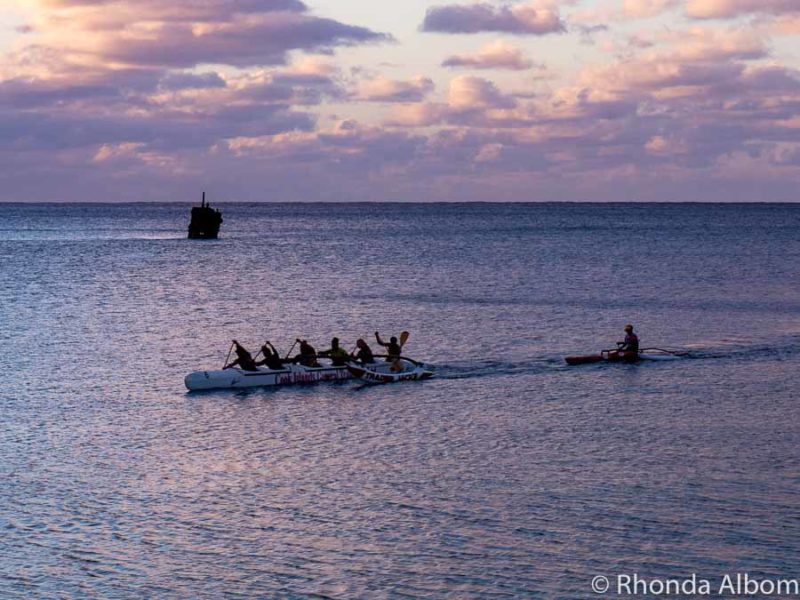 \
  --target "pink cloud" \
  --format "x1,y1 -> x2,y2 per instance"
687,0 -> 800,19
2,1 -> 800,202
357,76 -> 435,102
442,40 -> 535,70
384,103 -> 450,127
448,76 -> 517,109
772,15 -> 800,34
623,0 -> 680,18
18,1 -> 389,70
421,2 -> 565,35
99,13 -> 389,69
